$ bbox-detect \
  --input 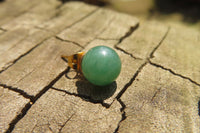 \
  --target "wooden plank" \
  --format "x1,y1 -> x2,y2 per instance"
0,28 -> 29,56
0,28 -> 52,71
37,2 -> 98,34
1,1 -> 199,133
57,8 -> 114,47
117,21 -> 169,59
0,2 -> 97,71
57,8 -> 139,47
151,24 -> 200,84
12,89 -> 121,133
0,0 -> 39,26
2,0 -> 62,30
0,87 -> 30,132
0,37 -> 81,96
119,64 -> 200,132
53,39 -> 145,105
98,11 -> 138,40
